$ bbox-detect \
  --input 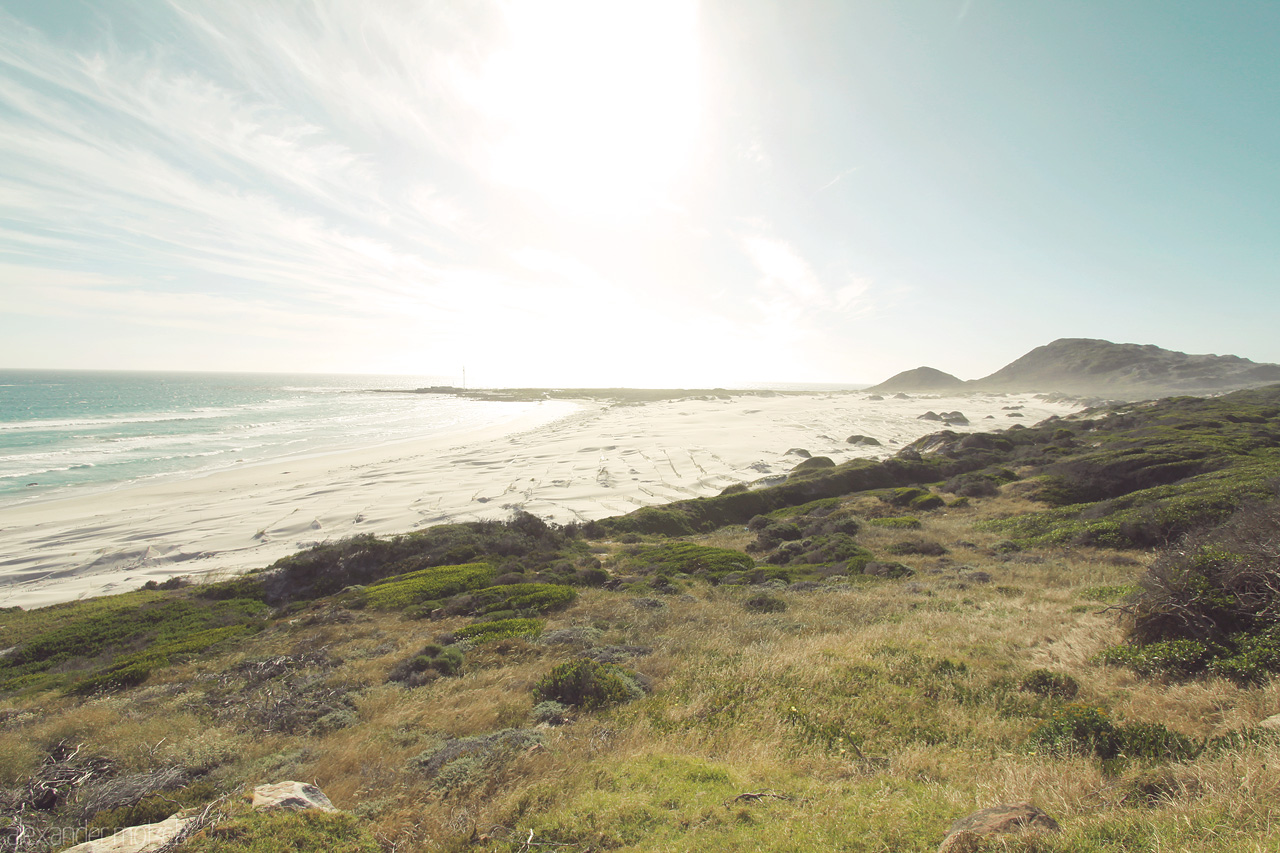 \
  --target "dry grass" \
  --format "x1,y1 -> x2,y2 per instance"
1,503 -> 1276,852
